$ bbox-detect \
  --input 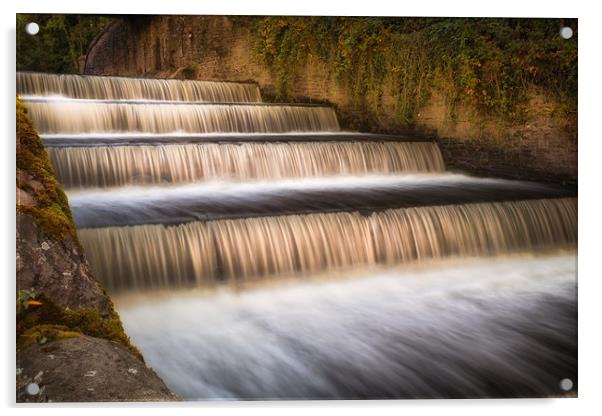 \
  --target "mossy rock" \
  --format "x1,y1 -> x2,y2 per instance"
17,204 -> 77,242
16,98 -> 77,241
17,324 -> 81,354
17,294 -> 143,361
